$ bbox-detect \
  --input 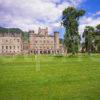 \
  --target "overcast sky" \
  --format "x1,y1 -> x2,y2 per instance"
0,0 -> 100,38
